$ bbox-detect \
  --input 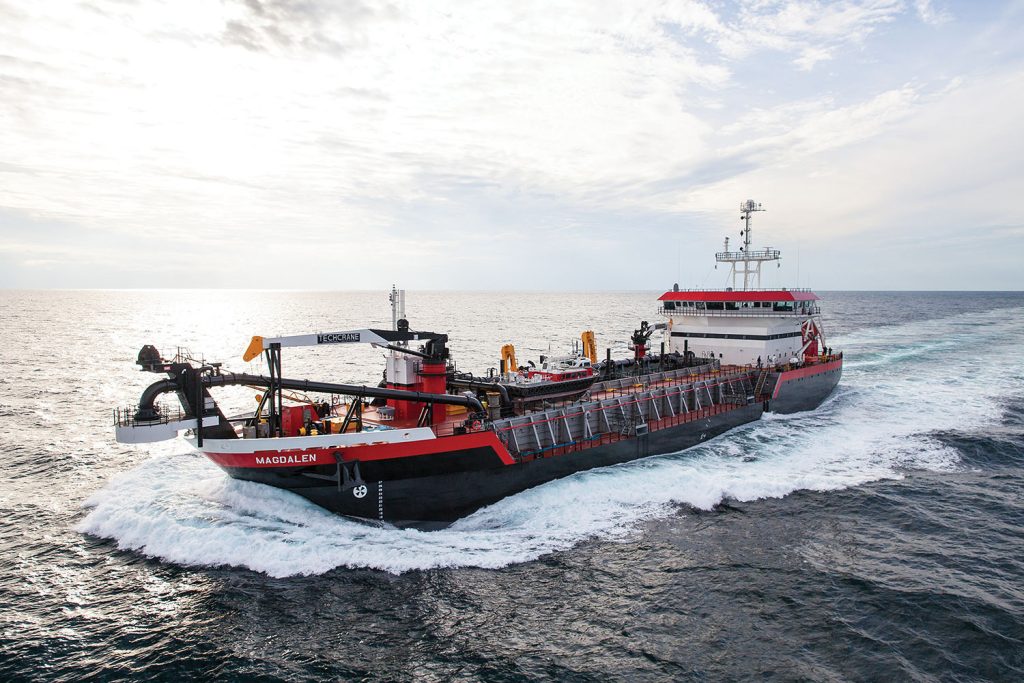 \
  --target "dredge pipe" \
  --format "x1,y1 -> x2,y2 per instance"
135,378 -> 182,420
447,377 -> 511,407
205,372 -> 485,413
